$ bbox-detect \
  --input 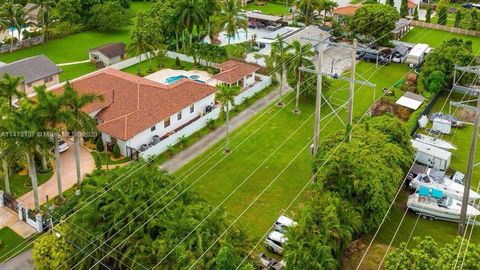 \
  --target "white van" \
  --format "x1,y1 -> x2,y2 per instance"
405,44 -> 430,68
